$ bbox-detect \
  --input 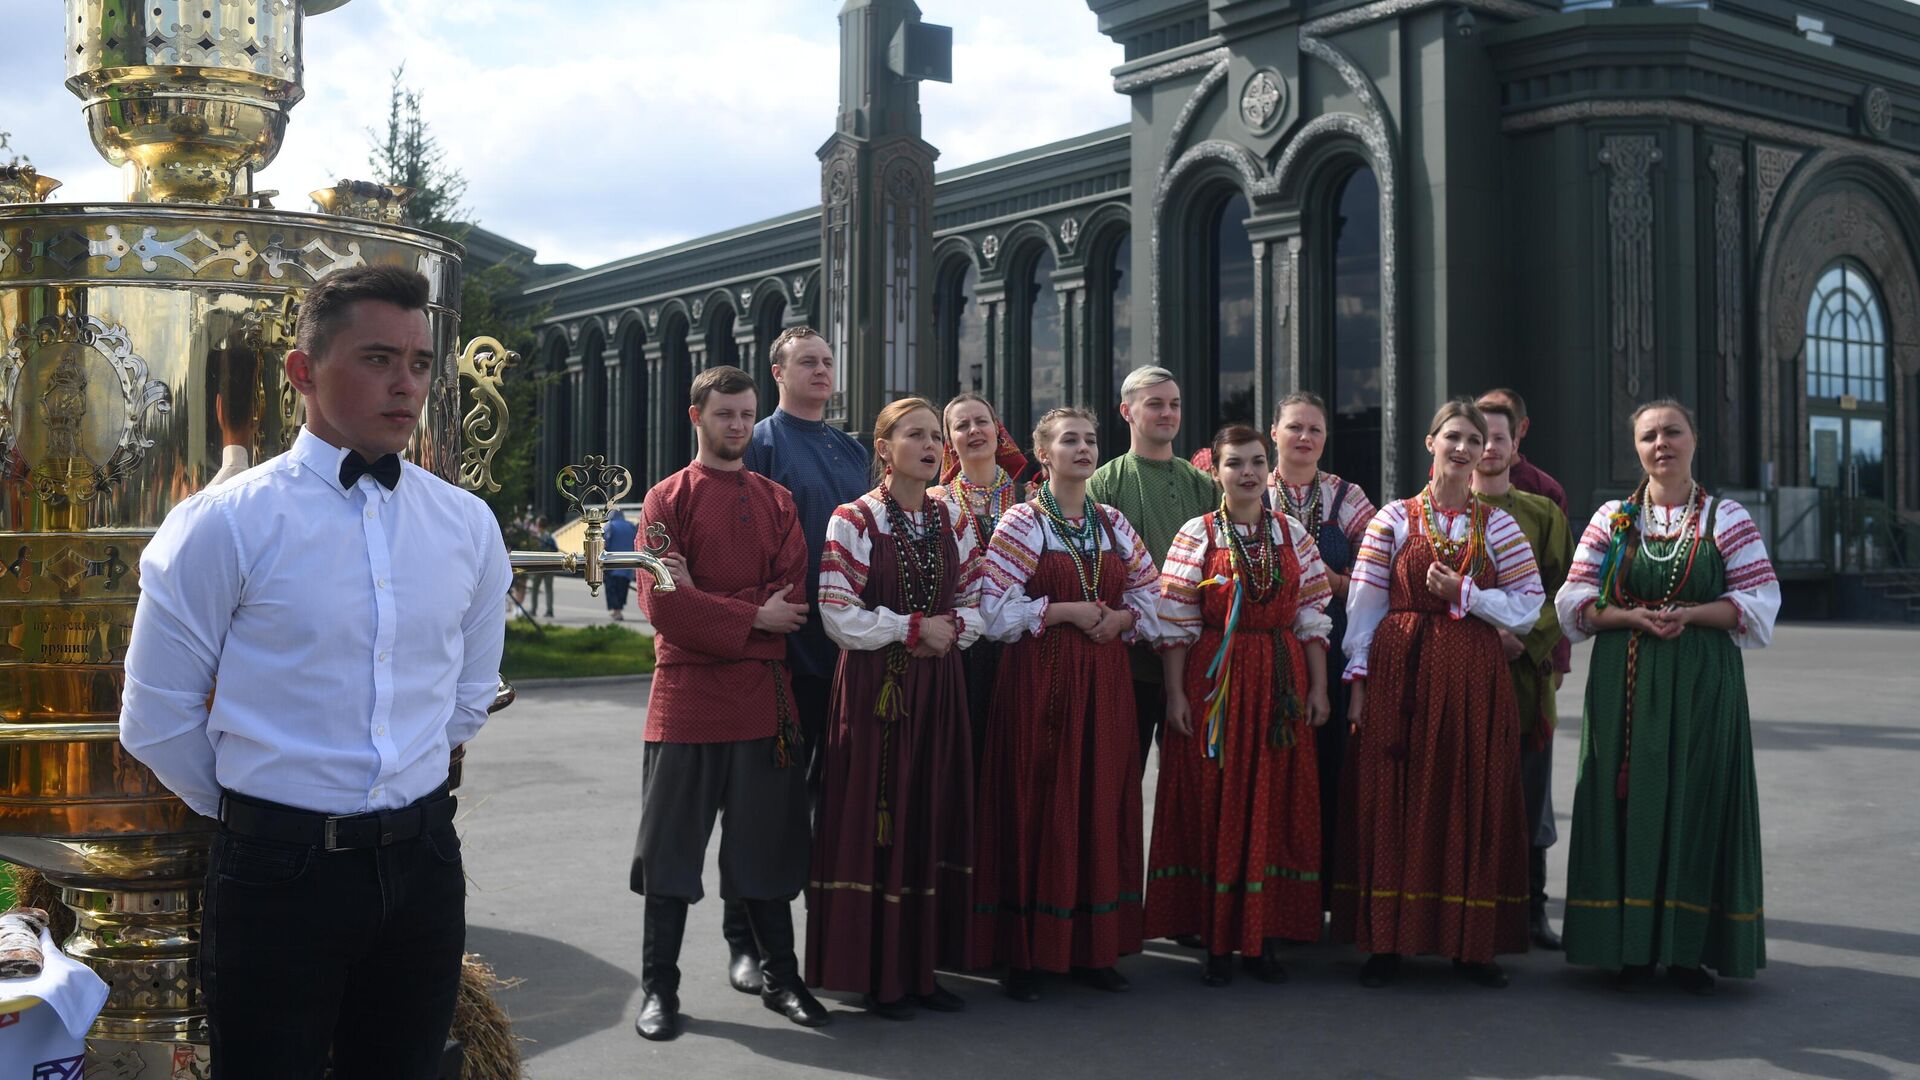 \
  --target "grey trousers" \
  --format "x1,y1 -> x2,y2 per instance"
630,736 -> 810,903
